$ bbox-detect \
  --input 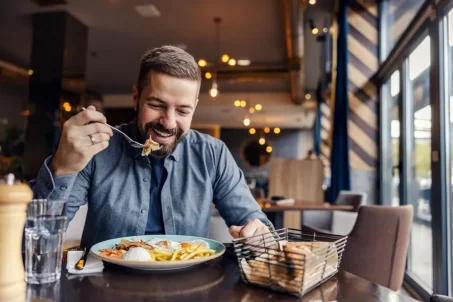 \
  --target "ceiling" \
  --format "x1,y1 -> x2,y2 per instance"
0,0 -> 334,128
